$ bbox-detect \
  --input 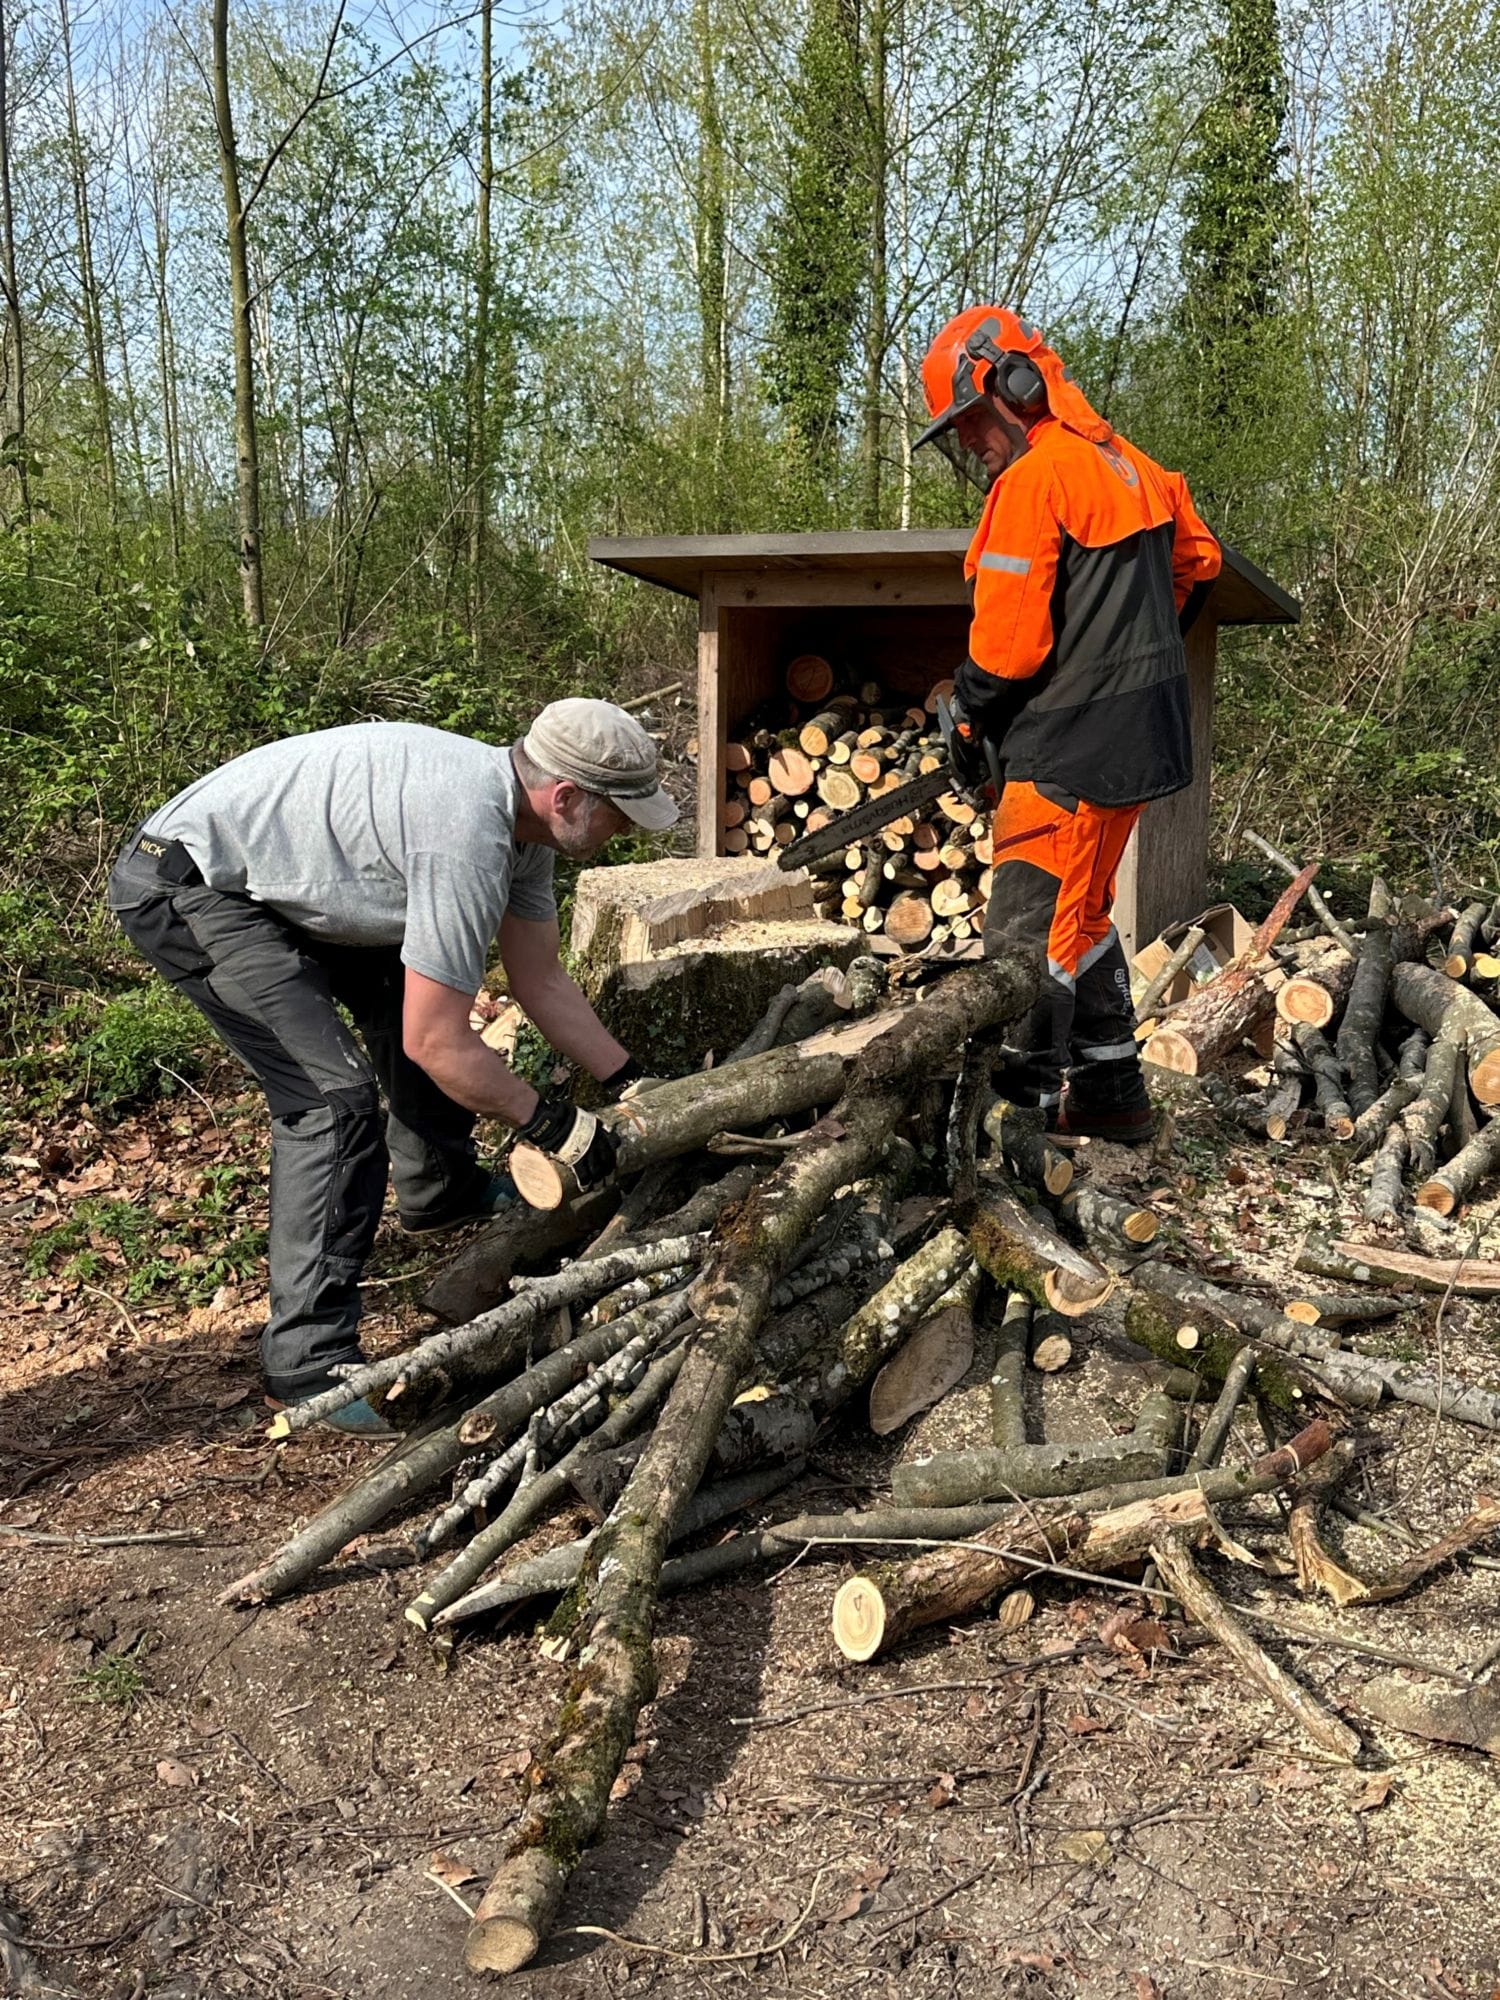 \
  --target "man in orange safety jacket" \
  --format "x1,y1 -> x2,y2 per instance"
916,305 -> 1222,1143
